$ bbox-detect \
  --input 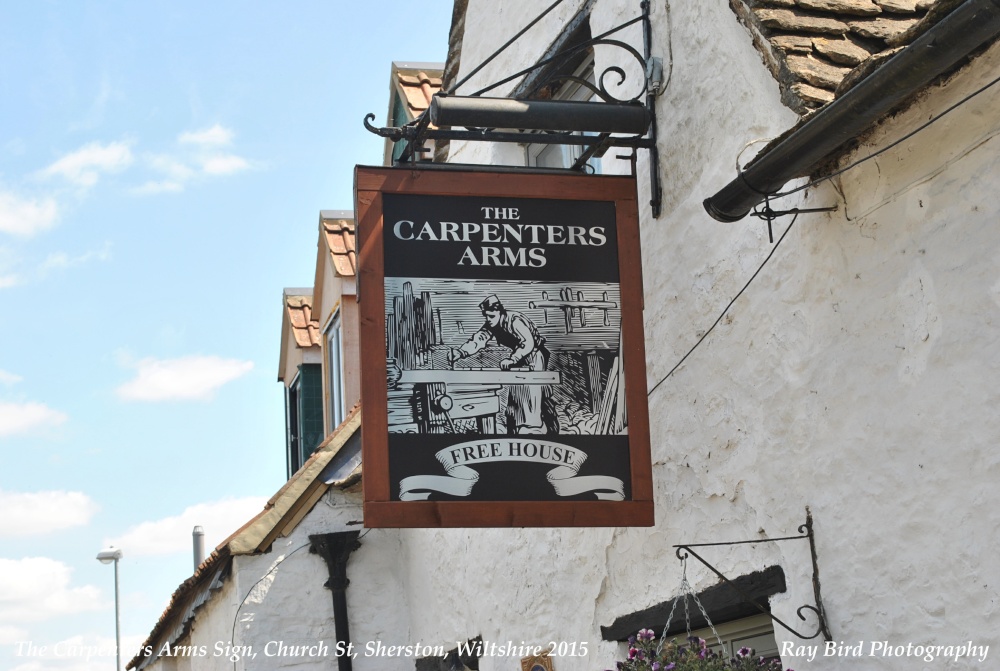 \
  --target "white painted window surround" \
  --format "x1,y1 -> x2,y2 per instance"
525,57 -> 603,173
689,614 -> 780,660
325,311 -> 345,432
